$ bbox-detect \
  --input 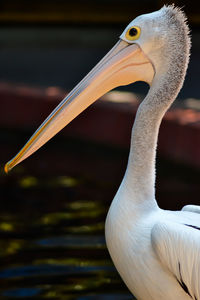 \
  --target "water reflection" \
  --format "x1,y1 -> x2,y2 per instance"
0,134 -> 133,299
